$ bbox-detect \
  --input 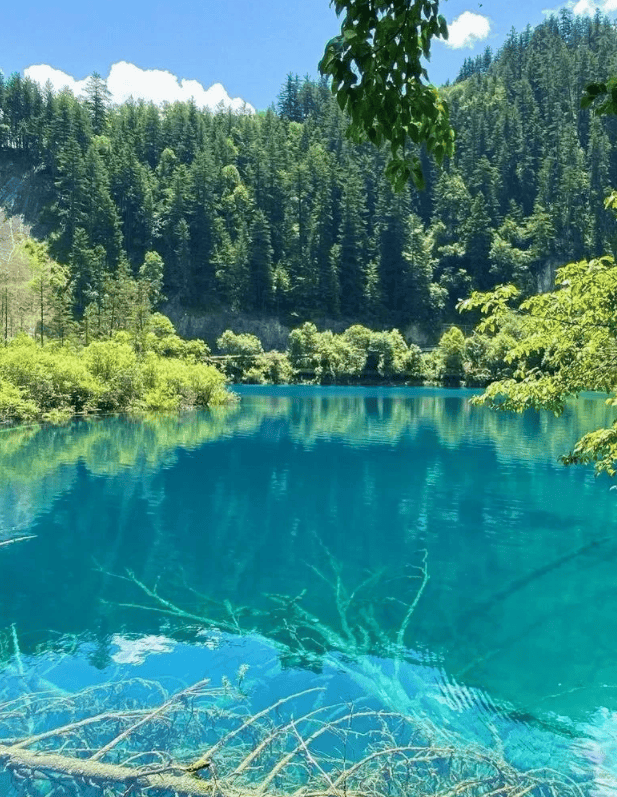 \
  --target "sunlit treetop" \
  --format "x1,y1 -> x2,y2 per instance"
319,0 -> 455,190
